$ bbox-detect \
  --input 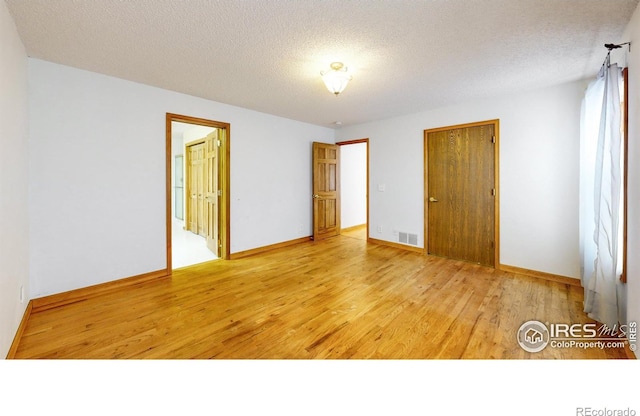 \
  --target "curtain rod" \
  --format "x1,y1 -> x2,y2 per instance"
604,42 -> 631,52
601,42 -> 631,69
